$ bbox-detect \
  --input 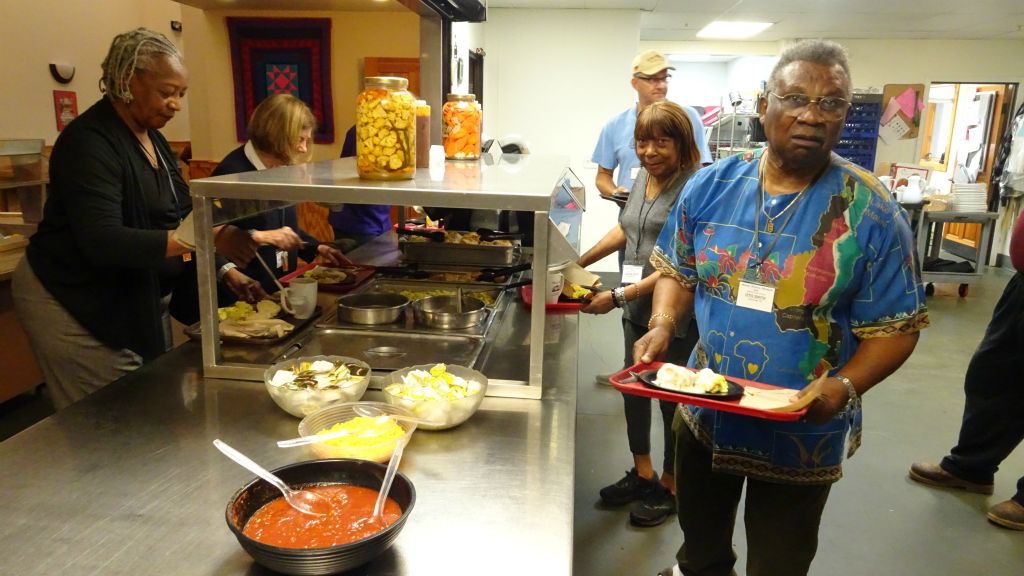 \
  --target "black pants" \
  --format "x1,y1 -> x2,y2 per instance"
674,424 -> 832,576
941,271 -> 1024,505
621,318 -> 698,472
